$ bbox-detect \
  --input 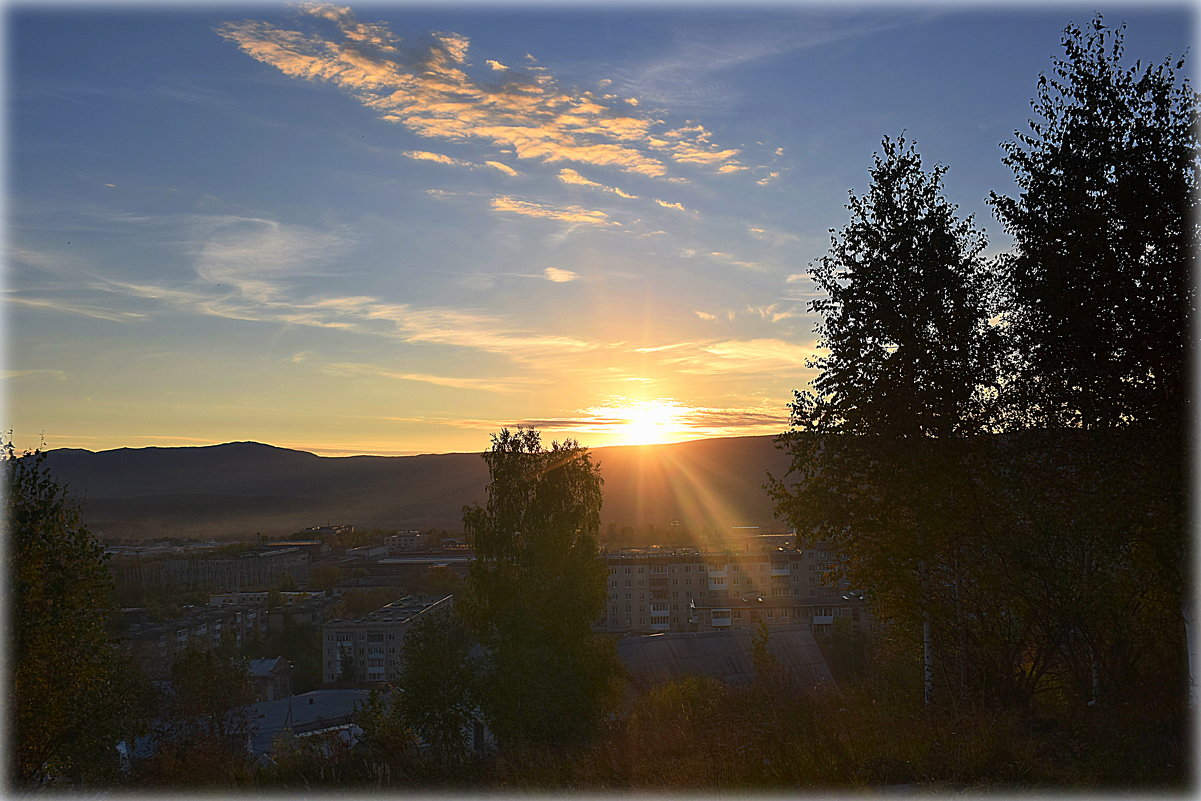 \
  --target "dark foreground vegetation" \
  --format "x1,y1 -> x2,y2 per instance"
8,15 -> 1193,793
